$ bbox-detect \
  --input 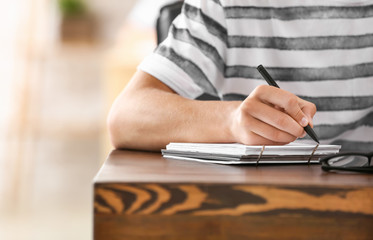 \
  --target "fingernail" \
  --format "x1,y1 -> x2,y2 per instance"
301,132 -> 307,138
300,117 -> 308,127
